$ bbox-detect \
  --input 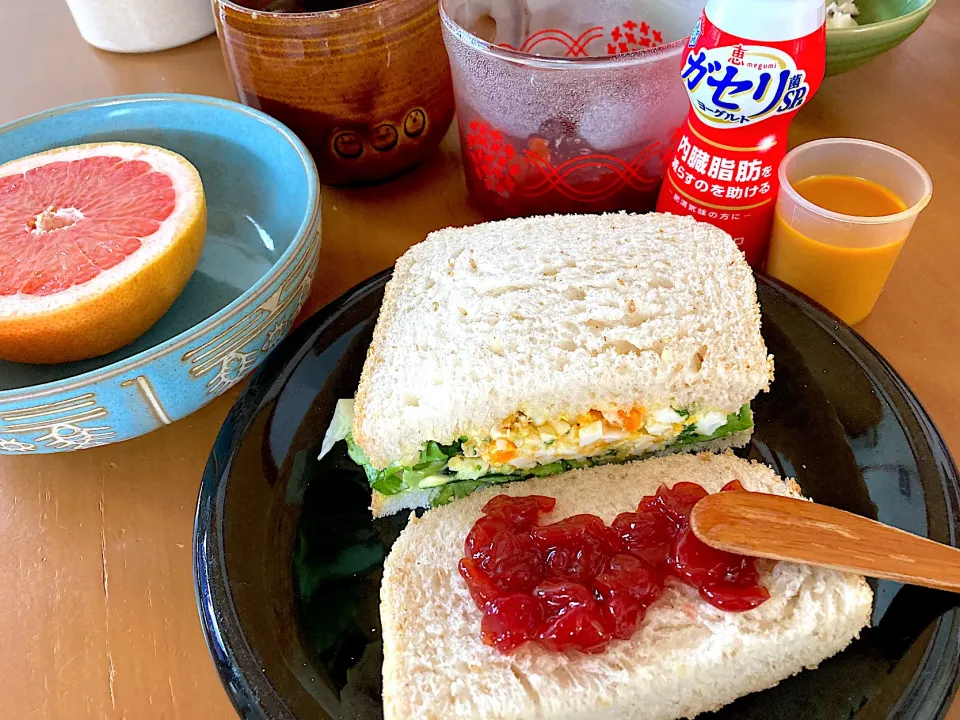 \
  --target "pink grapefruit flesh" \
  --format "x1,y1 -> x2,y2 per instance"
0,142 -> 206,364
